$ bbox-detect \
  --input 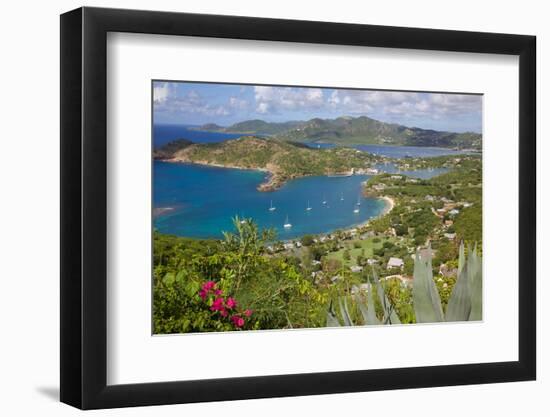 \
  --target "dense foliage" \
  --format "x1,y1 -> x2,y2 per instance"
153,219 -> 328,333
